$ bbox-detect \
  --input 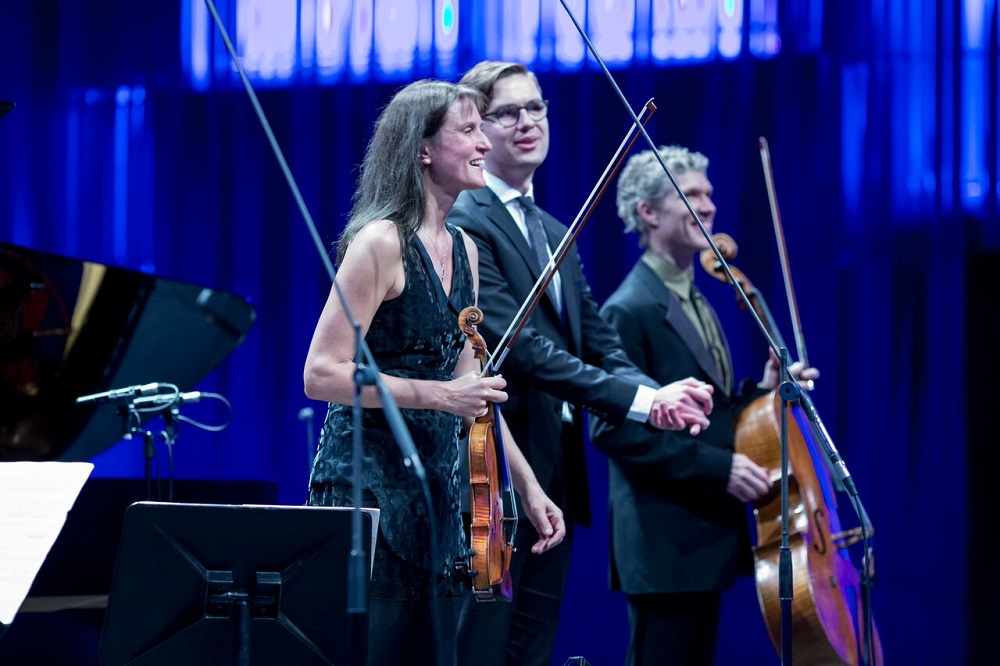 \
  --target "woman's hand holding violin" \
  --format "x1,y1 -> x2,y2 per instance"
444,371 -> 508,418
